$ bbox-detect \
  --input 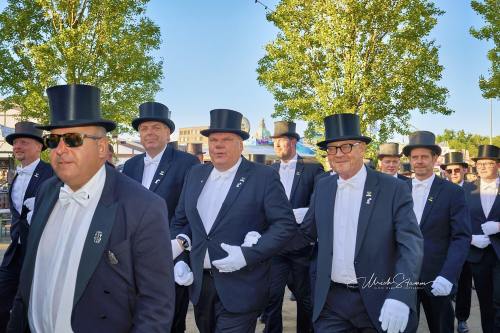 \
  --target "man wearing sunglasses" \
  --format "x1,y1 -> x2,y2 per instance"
8,84 -> 175,332
440,151 -> 475,333
122,101 -> 198,333
0,122 -> 53,332
300,113 -> 423,333
467,144 -> 500,333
